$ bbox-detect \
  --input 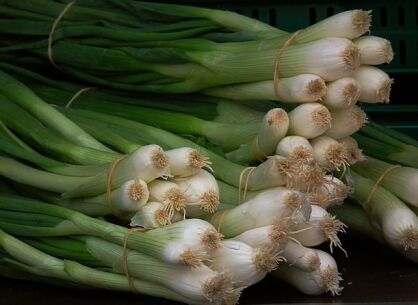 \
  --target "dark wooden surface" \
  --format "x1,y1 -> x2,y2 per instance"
1,232 -> 417,305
